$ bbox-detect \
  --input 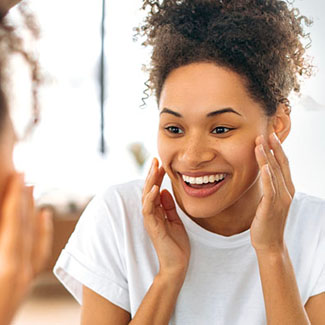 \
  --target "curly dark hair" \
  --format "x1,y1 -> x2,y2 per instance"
138,0 -> 313,116
0,3 -> 41,135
